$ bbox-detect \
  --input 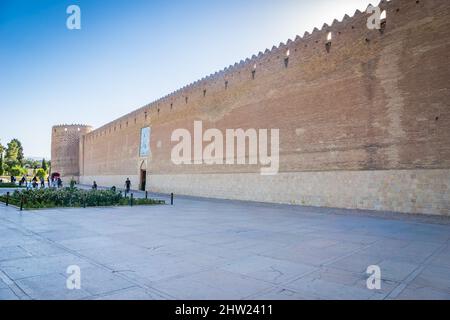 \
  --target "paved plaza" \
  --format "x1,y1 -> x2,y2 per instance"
0,193 -> 449,300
